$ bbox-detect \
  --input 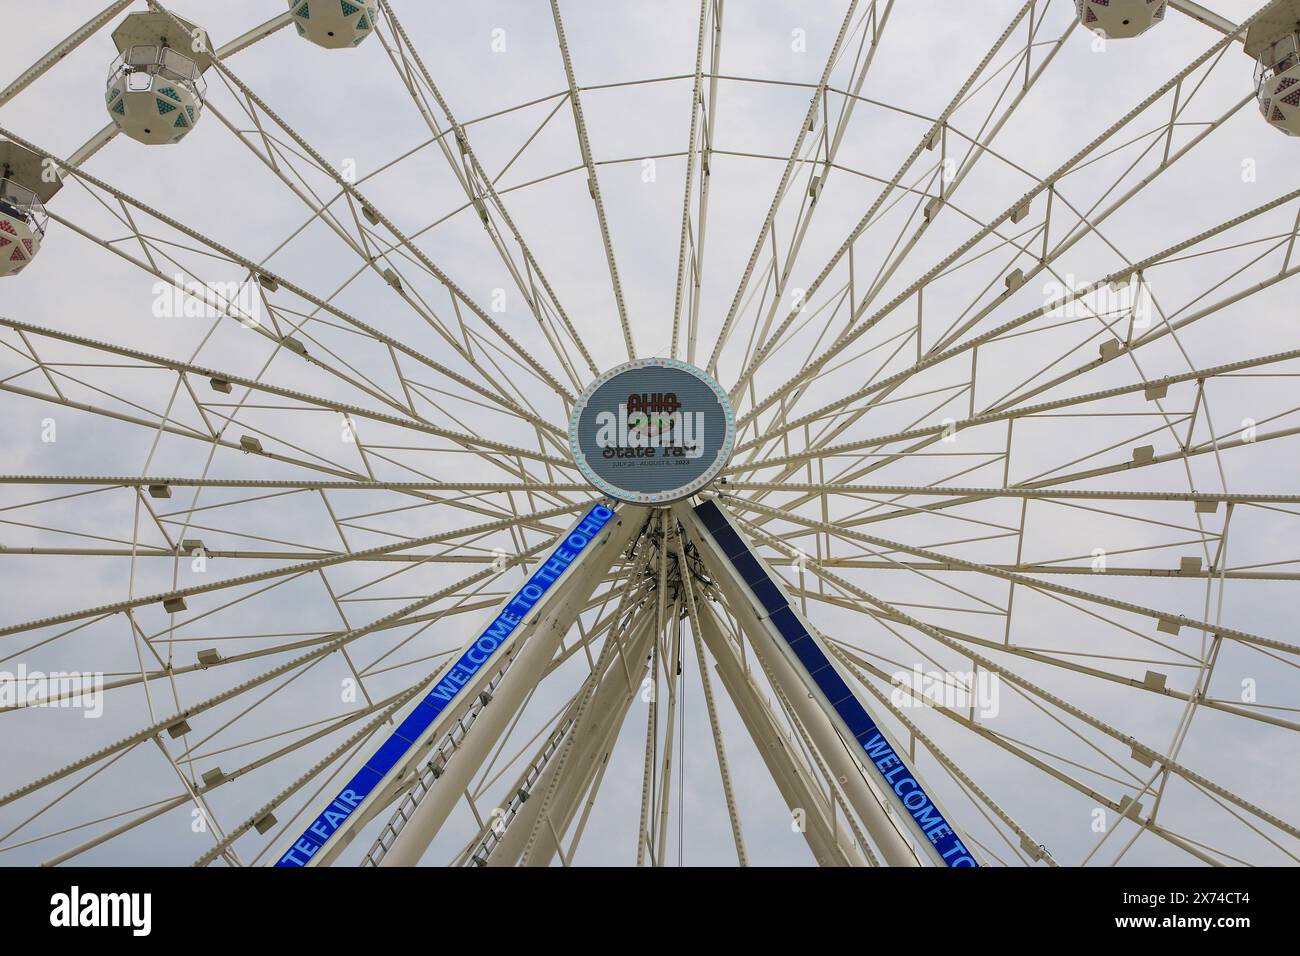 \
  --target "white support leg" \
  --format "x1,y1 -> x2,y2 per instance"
376,507 -> 645,865
272,503 -> 639,867
677,501 -> 925,867
695,599 -> 866,867
486,615 -> 657,866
